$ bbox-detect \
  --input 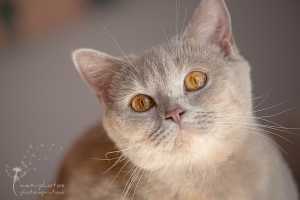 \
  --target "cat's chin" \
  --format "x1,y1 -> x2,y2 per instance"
175,128 -> 196,144
174,125 -> 210,144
